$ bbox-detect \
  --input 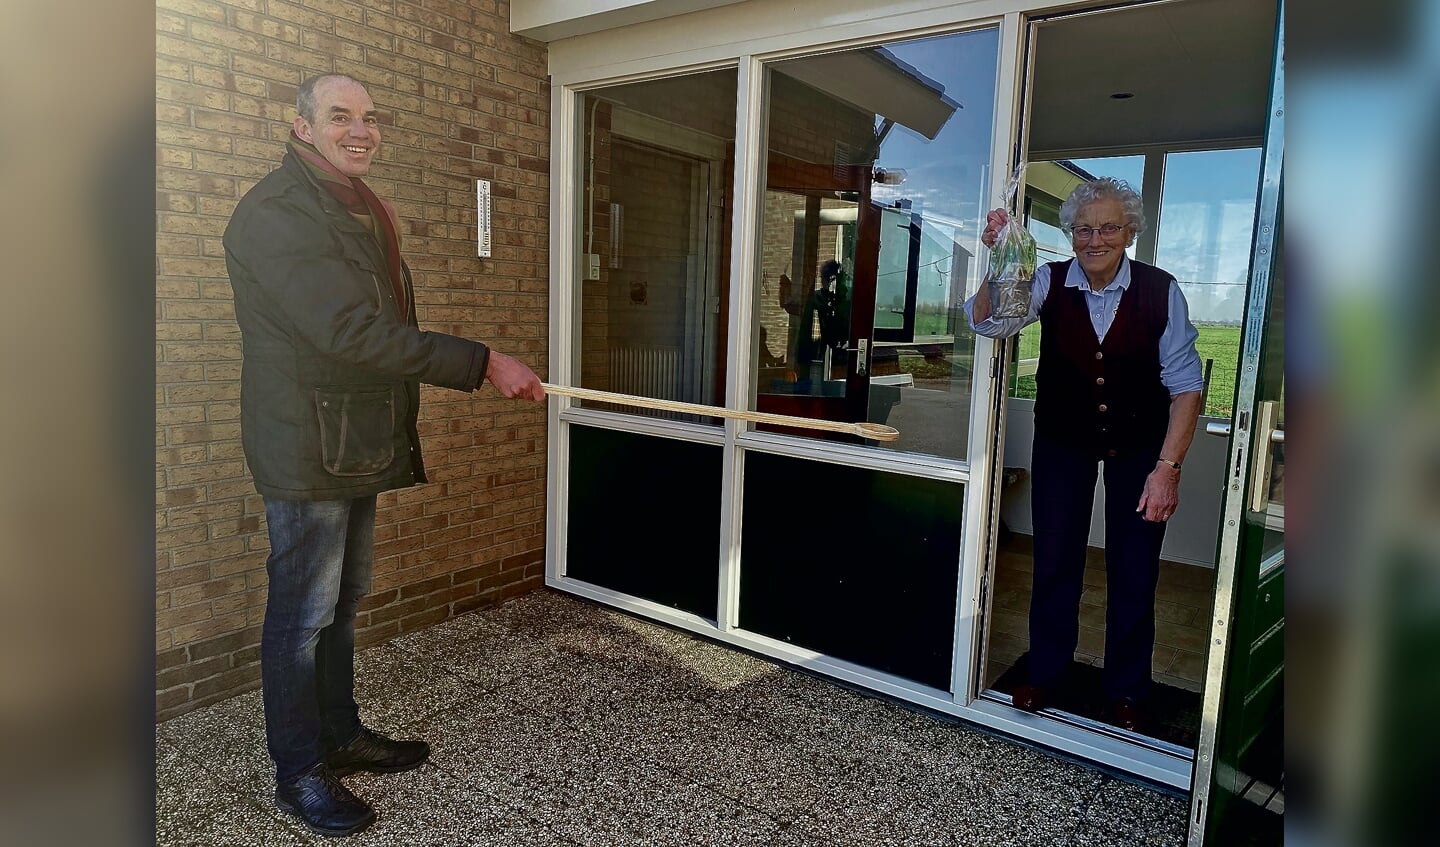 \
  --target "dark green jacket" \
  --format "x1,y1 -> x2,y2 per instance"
223,153 -> 489,500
